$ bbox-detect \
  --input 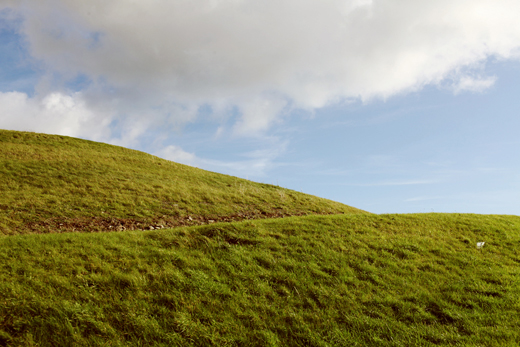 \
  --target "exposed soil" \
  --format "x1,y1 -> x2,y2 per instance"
22,210 -> 341,234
